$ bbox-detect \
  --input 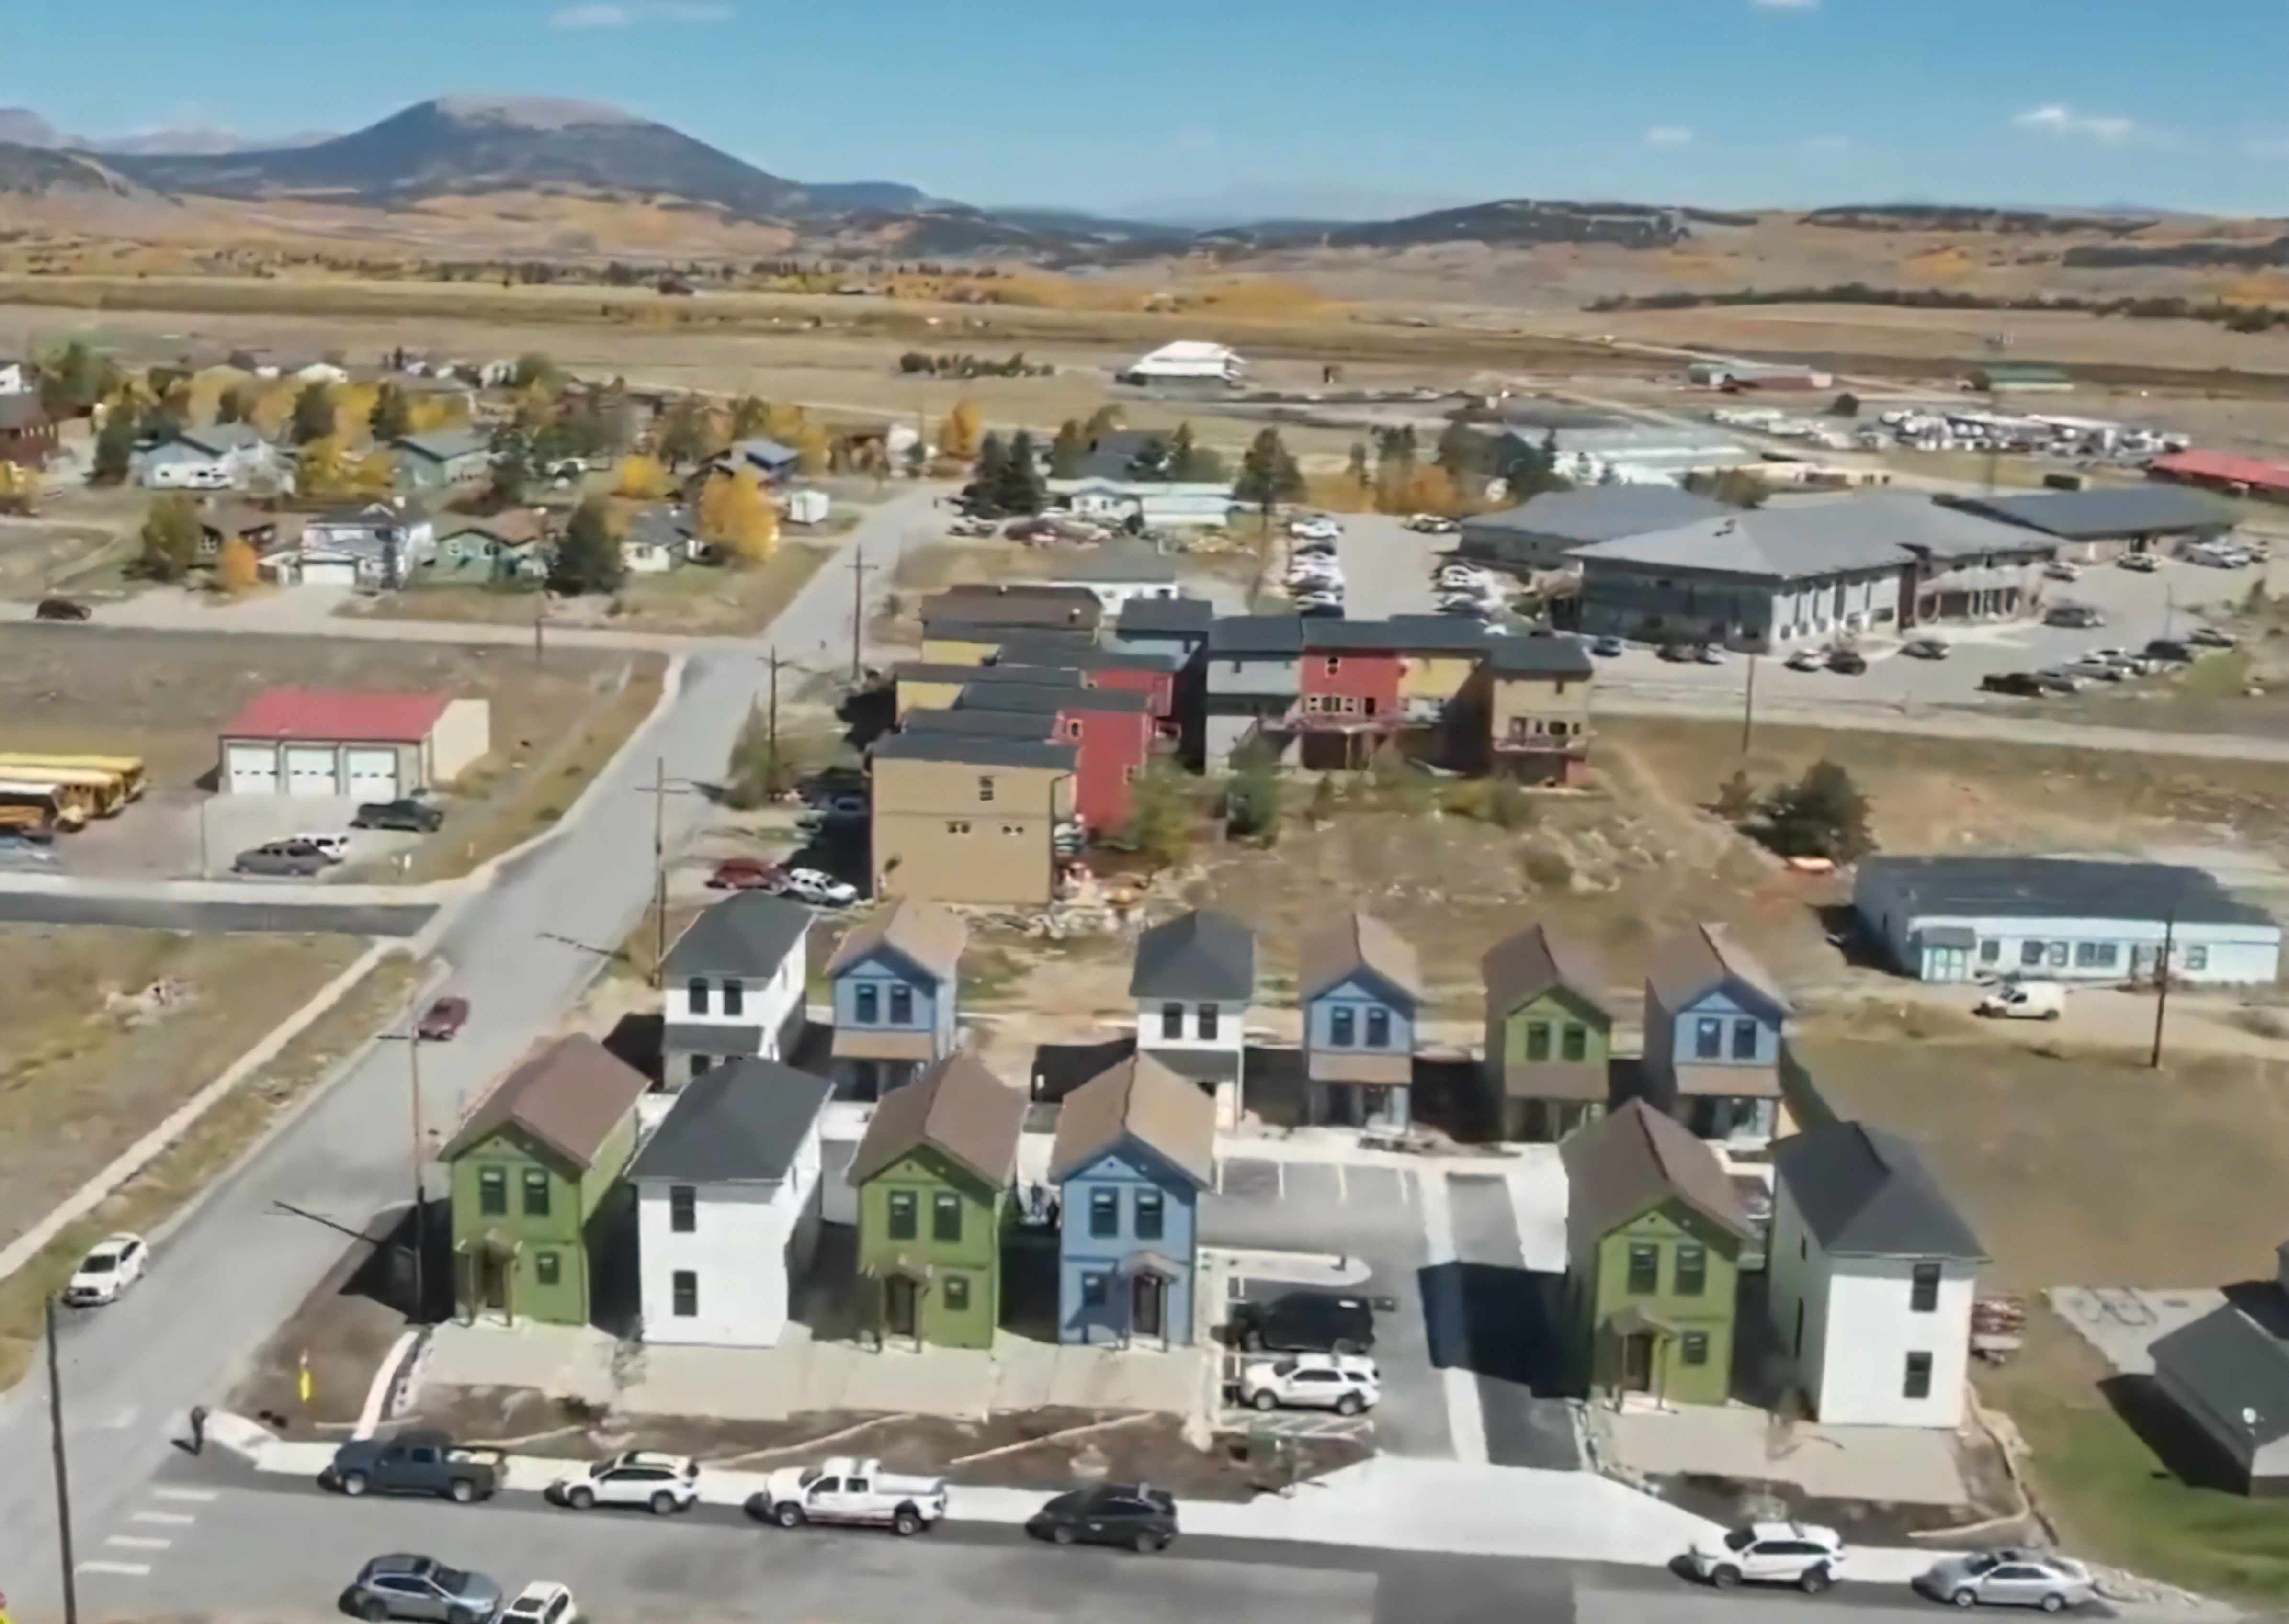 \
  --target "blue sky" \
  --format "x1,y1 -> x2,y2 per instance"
6,0 -> 2289,221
